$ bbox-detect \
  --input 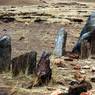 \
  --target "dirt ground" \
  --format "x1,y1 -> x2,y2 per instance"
0,0 -> 95,95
